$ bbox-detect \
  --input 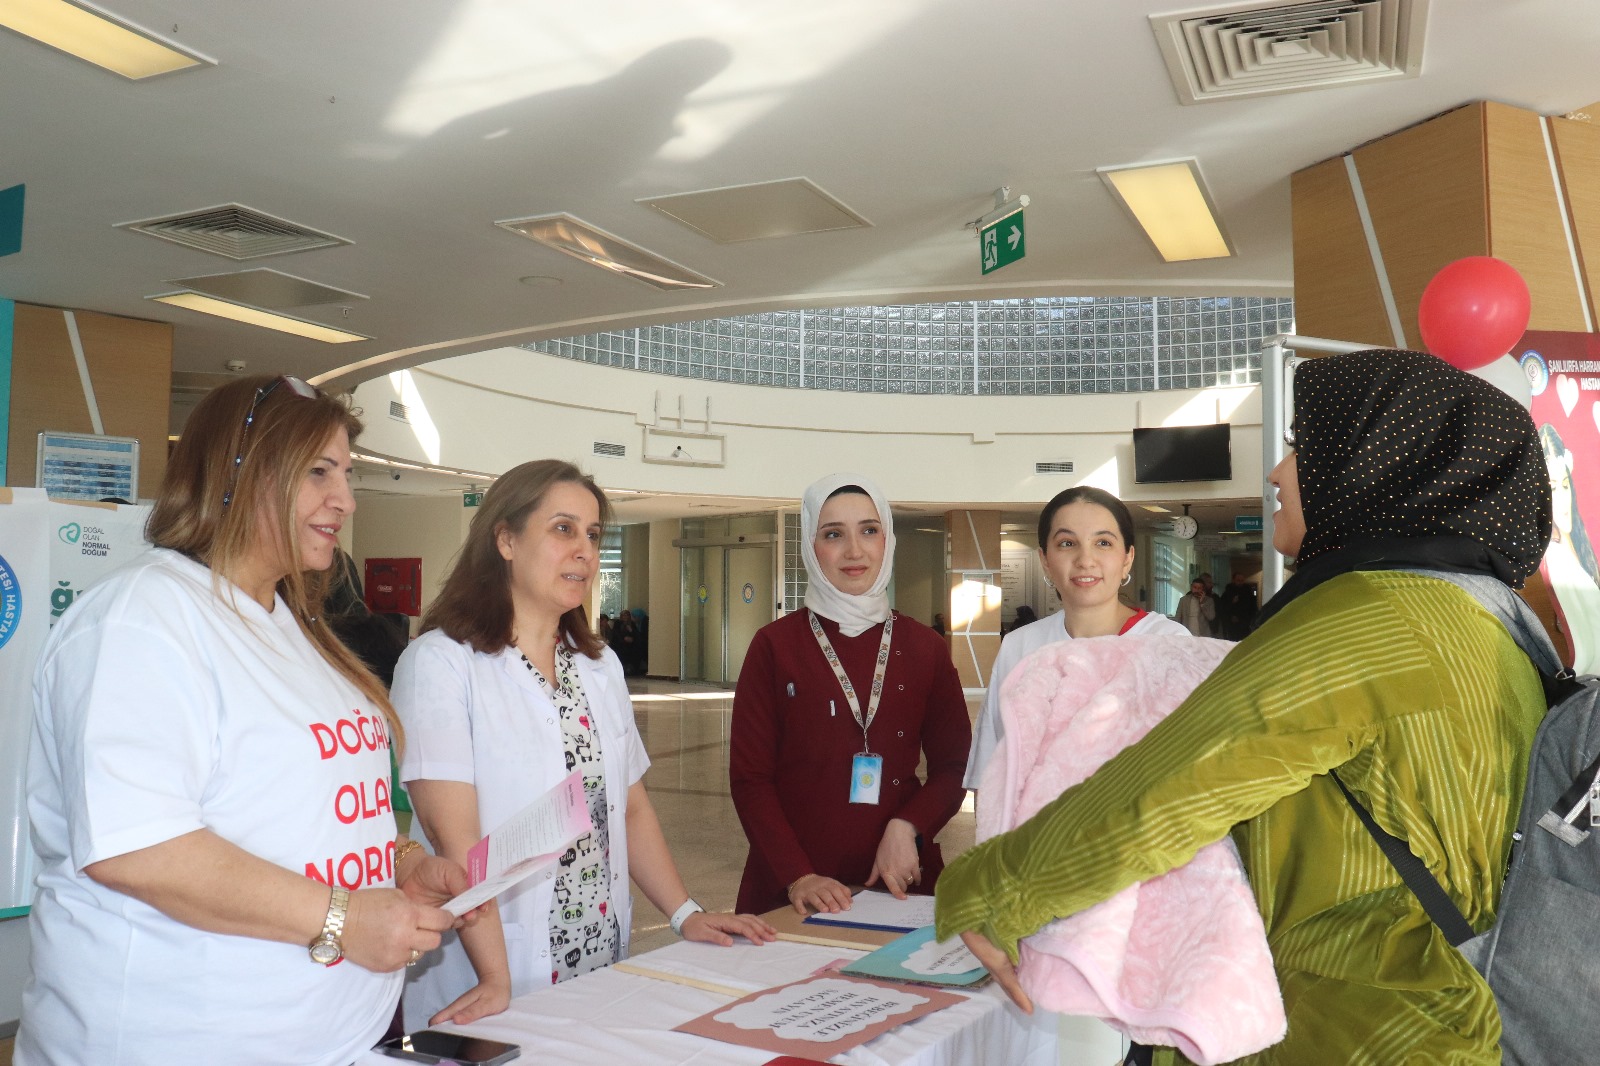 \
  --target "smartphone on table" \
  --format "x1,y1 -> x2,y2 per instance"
372,1029 -> 521,1065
